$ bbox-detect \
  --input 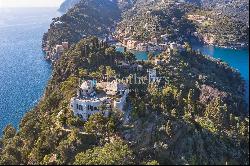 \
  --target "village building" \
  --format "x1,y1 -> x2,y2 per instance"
154,58 -> 165,65
161,34 -> 169,41
159,43 -> 168,50
117,61 -> 130,69
203,34 -> 215,45
123,38 -> 129,46
56,45 -> 64,53
54,21 -> 64,28
136,43 -> 149,51
44,41 -> 69,61
62,42 -> 69,50
117,60 -> 143,71
127,40 -> 139,49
